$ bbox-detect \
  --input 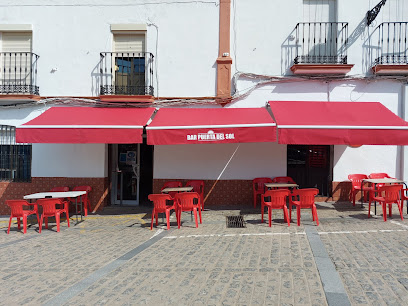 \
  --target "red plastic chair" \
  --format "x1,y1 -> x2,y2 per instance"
261,189 -> 290,227
253,177 -> 272,208
161,181 -> 183,199
290,188 -> 319,226
71,186 -> 92,216
6,200 -> 40,234
348,174 -> 374,206
369,184 -> 403,221
368,173 -> 394,199
271,176 -> 296,184
186,180 -> 205,209
50,186 -> 70,223
174,192 -> 202,228
37,198 -> 68,233
148,194 -> 177,230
